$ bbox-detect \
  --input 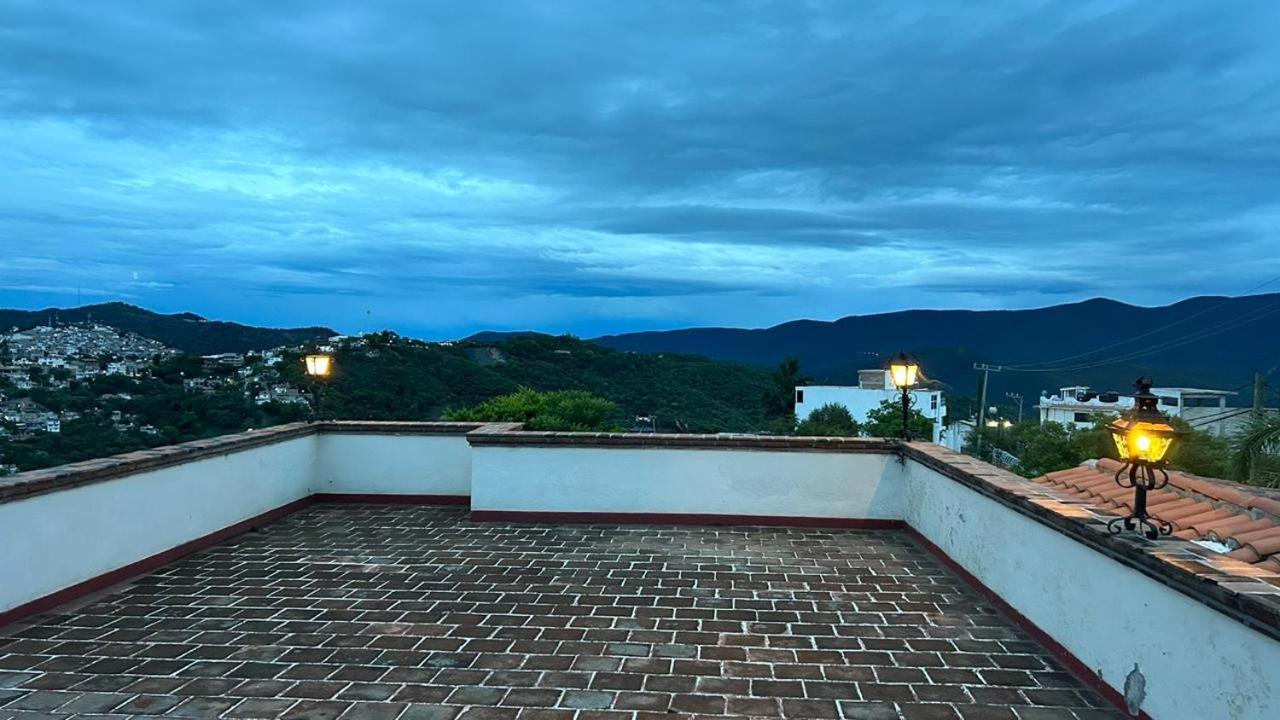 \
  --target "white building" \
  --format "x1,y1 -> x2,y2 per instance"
1037,385 -> 1239,436
795,370 -> 947,444
942,418 -> 976,452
